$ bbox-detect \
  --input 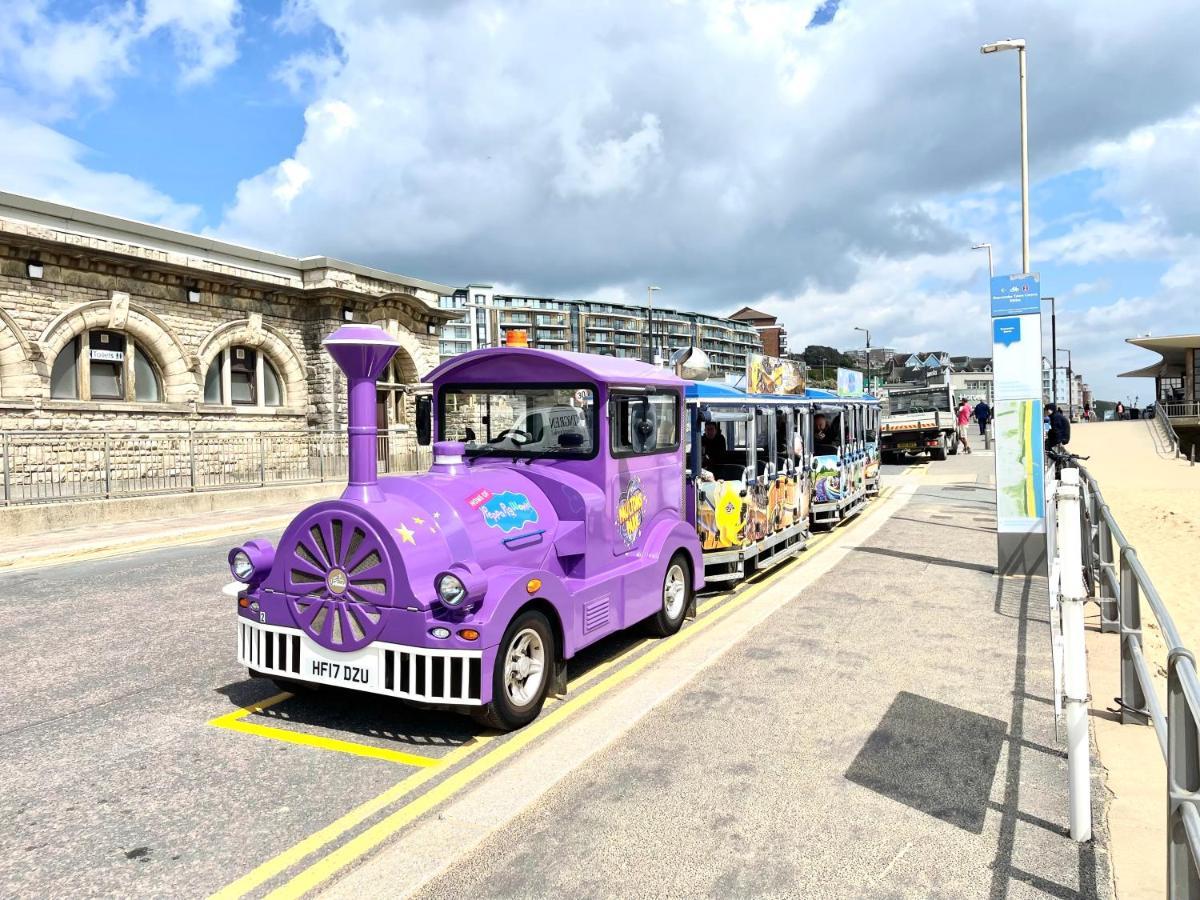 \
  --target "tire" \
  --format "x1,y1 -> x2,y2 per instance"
947,432 -> 959,457
930,435 -> 948,462
644,552 -> 693,637
269,676 -> 319,694
471,610 -> 555,731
